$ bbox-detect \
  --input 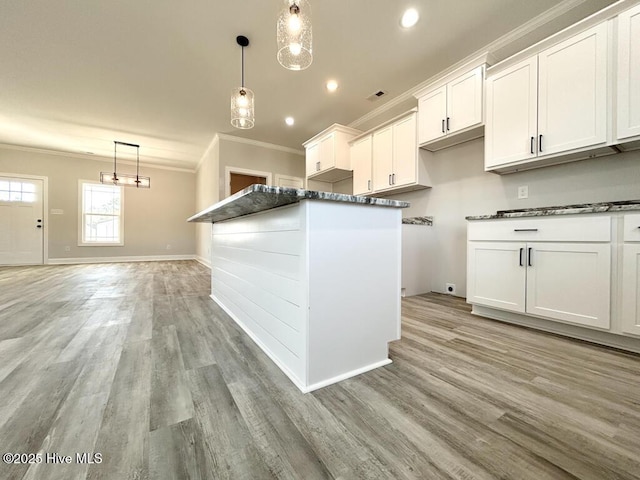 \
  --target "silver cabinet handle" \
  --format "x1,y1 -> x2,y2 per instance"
367,179 -> 371,191
388,174 -> 392,185
316,161 -> 320,171
392,173 -> 395,184
514,229 -> 538,232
